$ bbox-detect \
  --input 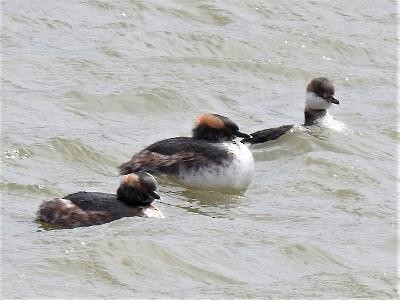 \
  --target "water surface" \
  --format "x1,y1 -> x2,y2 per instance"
2,0 -> 398,298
